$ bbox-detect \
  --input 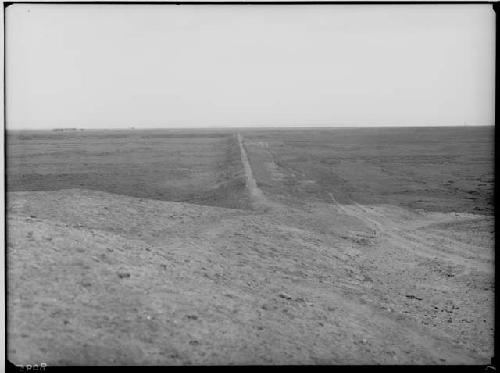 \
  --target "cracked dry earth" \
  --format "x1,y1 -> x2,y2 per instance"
7,185 -> 494,365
